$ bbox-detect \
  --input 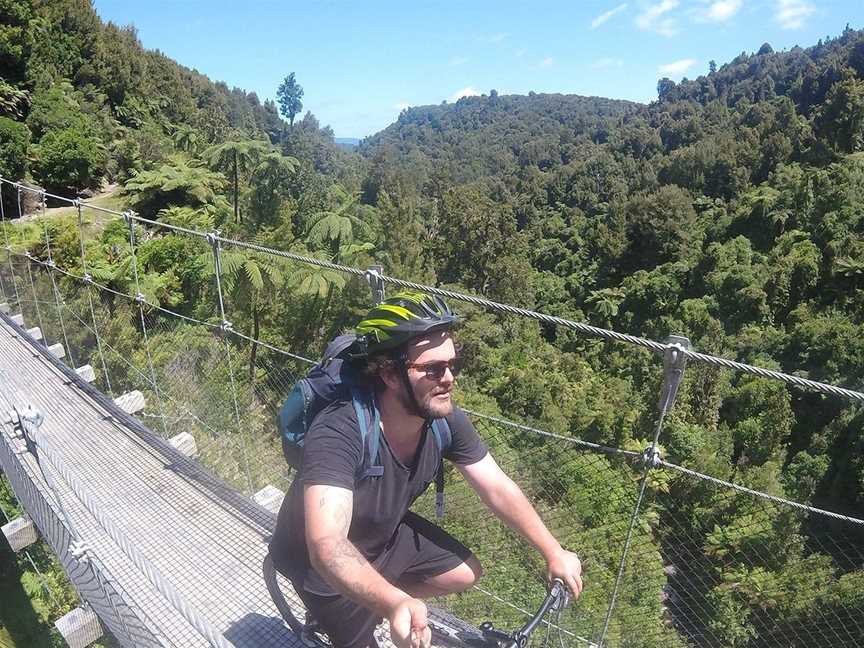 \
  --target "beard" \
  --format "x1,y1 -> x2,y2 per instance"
419,387 -> 454,419
398,381 -> 454,419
